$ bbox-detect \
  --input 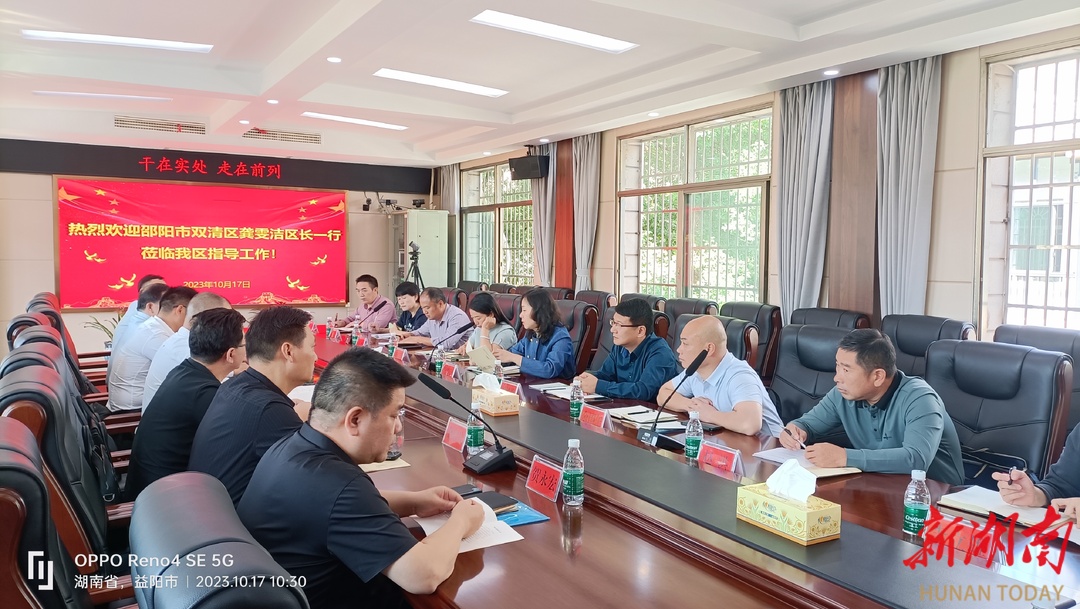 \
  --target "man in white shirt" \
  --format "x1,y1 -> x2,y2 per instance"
109,282 -> 168,384
143,292 -> 233,409
123,274 -> 166,317
108,286 -> 197,412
